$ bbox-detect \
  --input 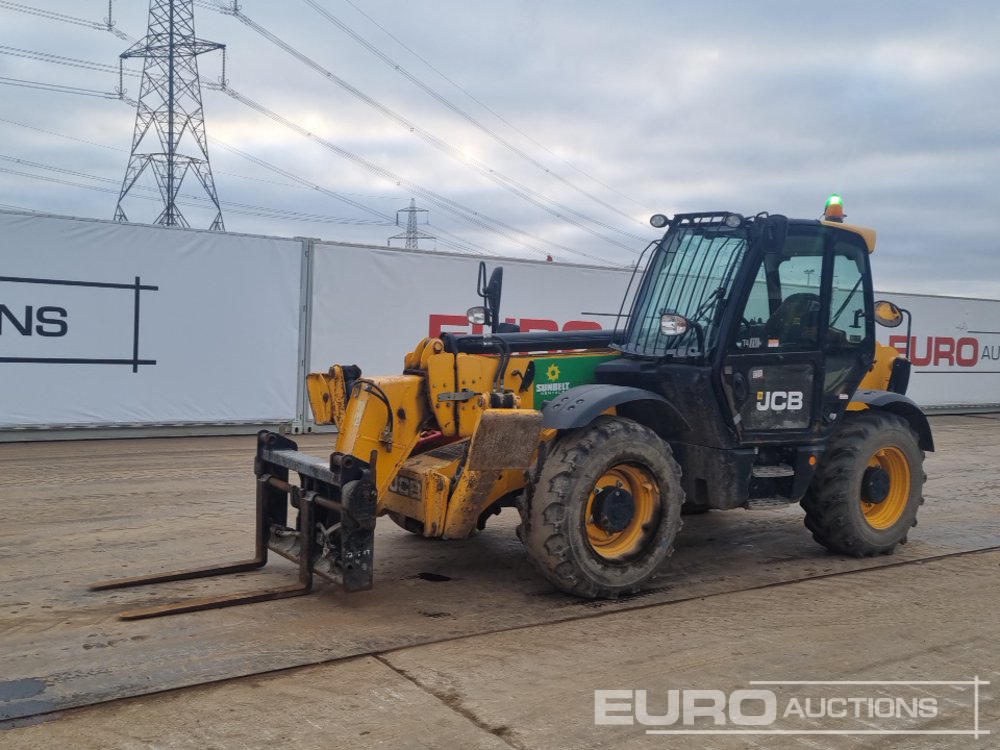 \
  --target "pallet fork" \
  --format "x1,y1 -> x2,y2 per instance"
90,431 -> 377,620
